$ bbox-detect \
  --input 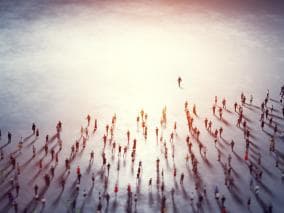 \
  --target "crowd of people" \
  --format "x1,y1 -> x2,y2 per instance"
0,82 -> 283,213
